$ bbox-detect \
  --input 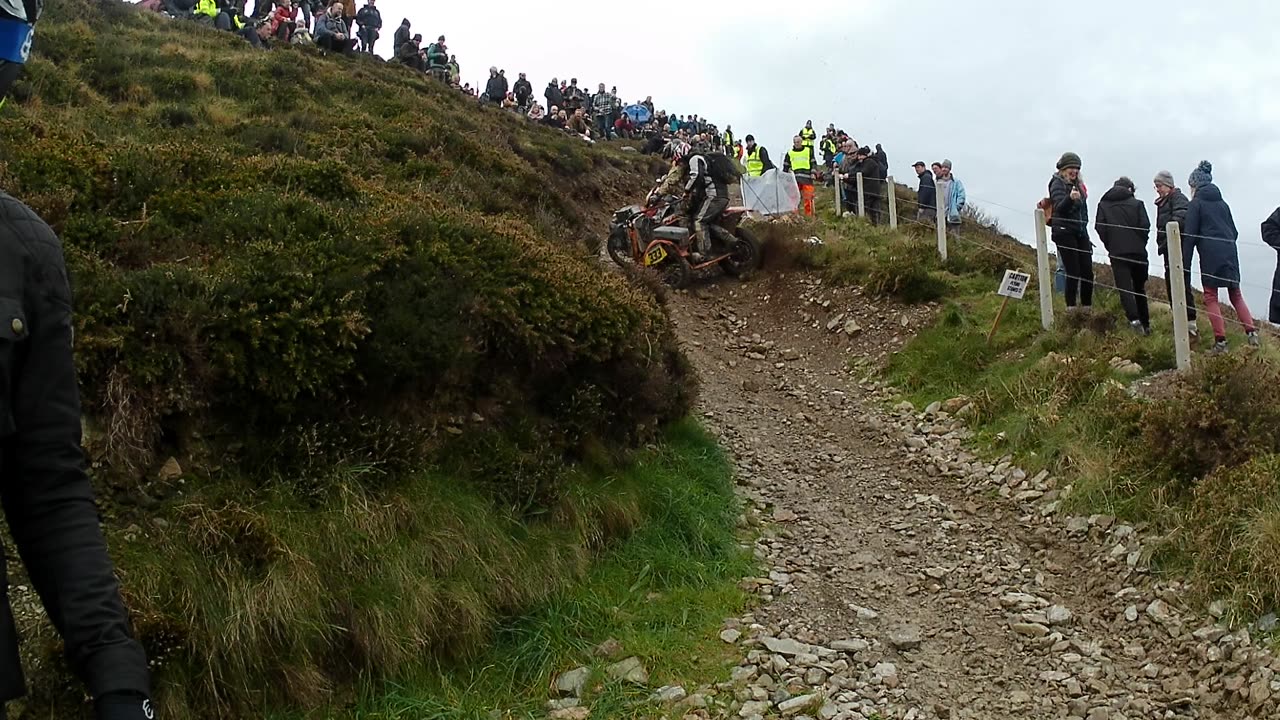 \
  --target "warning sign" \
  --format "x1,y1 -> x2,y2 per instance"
998,270 -> 1031,300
